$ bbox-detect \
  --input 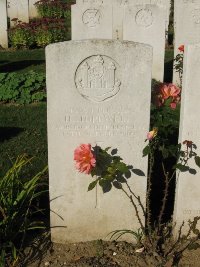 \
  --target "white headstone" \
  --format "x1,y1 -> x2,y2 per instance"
123,4 -> 166,81
74,0 -> 170,40
46,39 -> 152,243
173,0 -> 200,85
0,0 -> 8,48
7,0 -> 18,24
29,0 -> 39,18
71,4 -> 113,40
173,44 -> 200,234
7,0 -> 29,26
